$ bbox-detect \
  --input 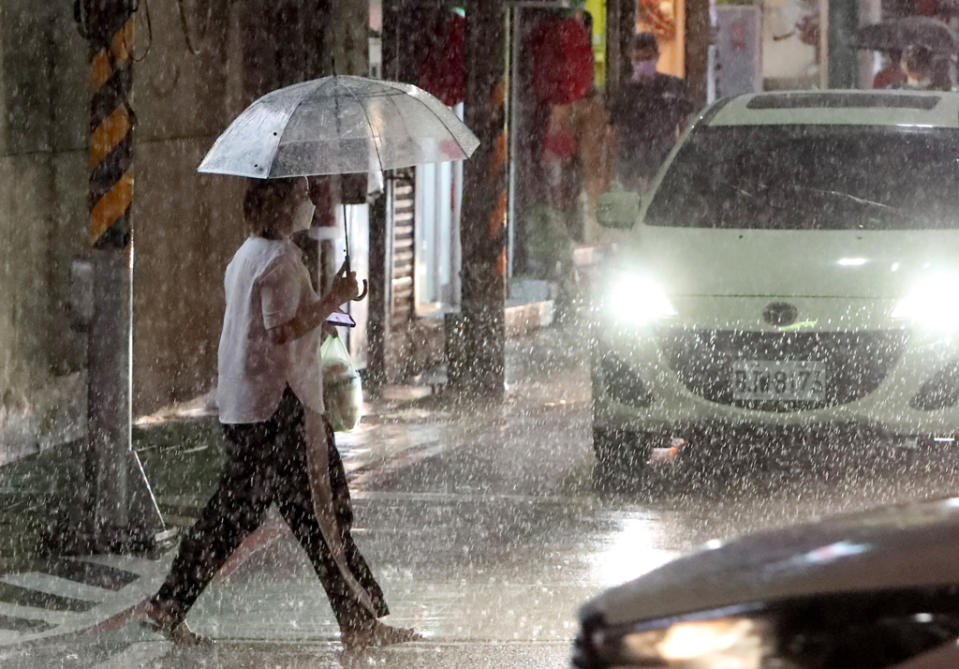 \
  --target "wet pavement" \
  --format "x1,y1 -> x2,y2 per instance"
3,327 -> 959,667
